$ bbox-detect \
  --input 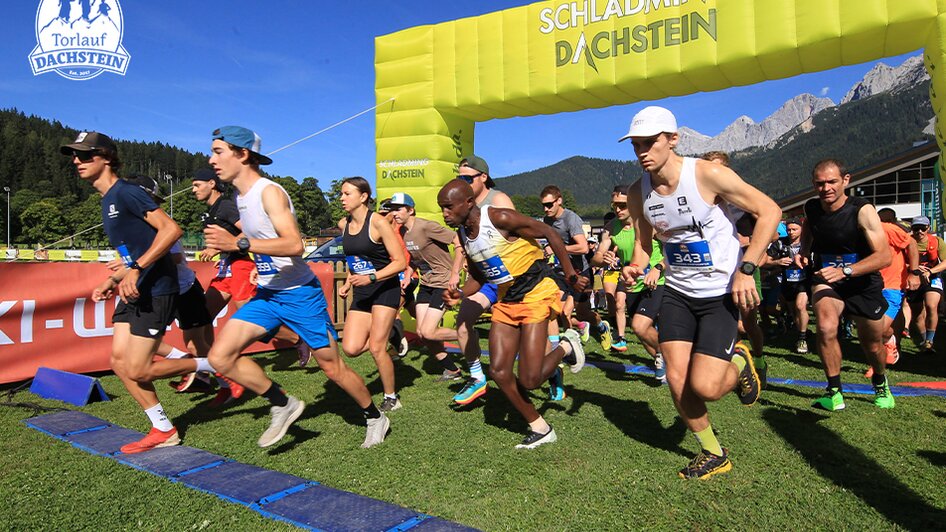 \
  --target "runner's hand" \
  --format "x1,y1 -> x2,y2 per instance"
105,258 -> 123,271
448,272 -> 460,292
793,253 -> 808,270
91,278 -> 115,302
204,225 -> 236,252
621,263 -> 645,284
732,272 -> 759,310
907,272 -> 921,291
643,267 -> 661,289
567,272 -> 588,292
815,266 -> 845,284
118,268 -> 140,303
602,250 -> 619,269
444,288 -> 463,307
198,247 -> 219,261
349,274 -> 372,287
338,282 -> 351,298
